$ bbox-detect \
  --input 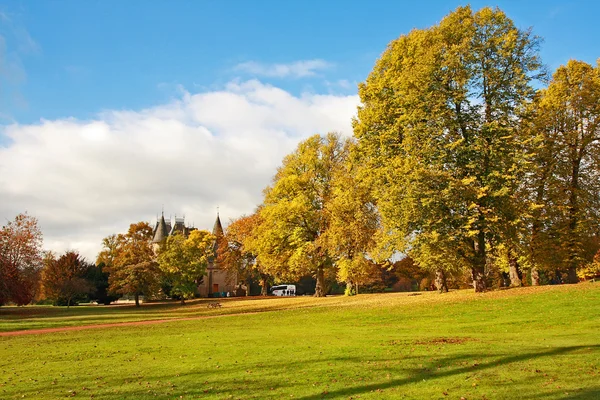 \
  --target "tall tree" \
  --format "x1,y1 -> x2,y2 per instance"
528,60 -> 600,283
42,251 -> 92,307
157,230 -> 215,304
0,213 -> 44,305
353,6 -> 543,292
253,133 -> 349,296
322,144 -> 380,294
107,222 -> 161,307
